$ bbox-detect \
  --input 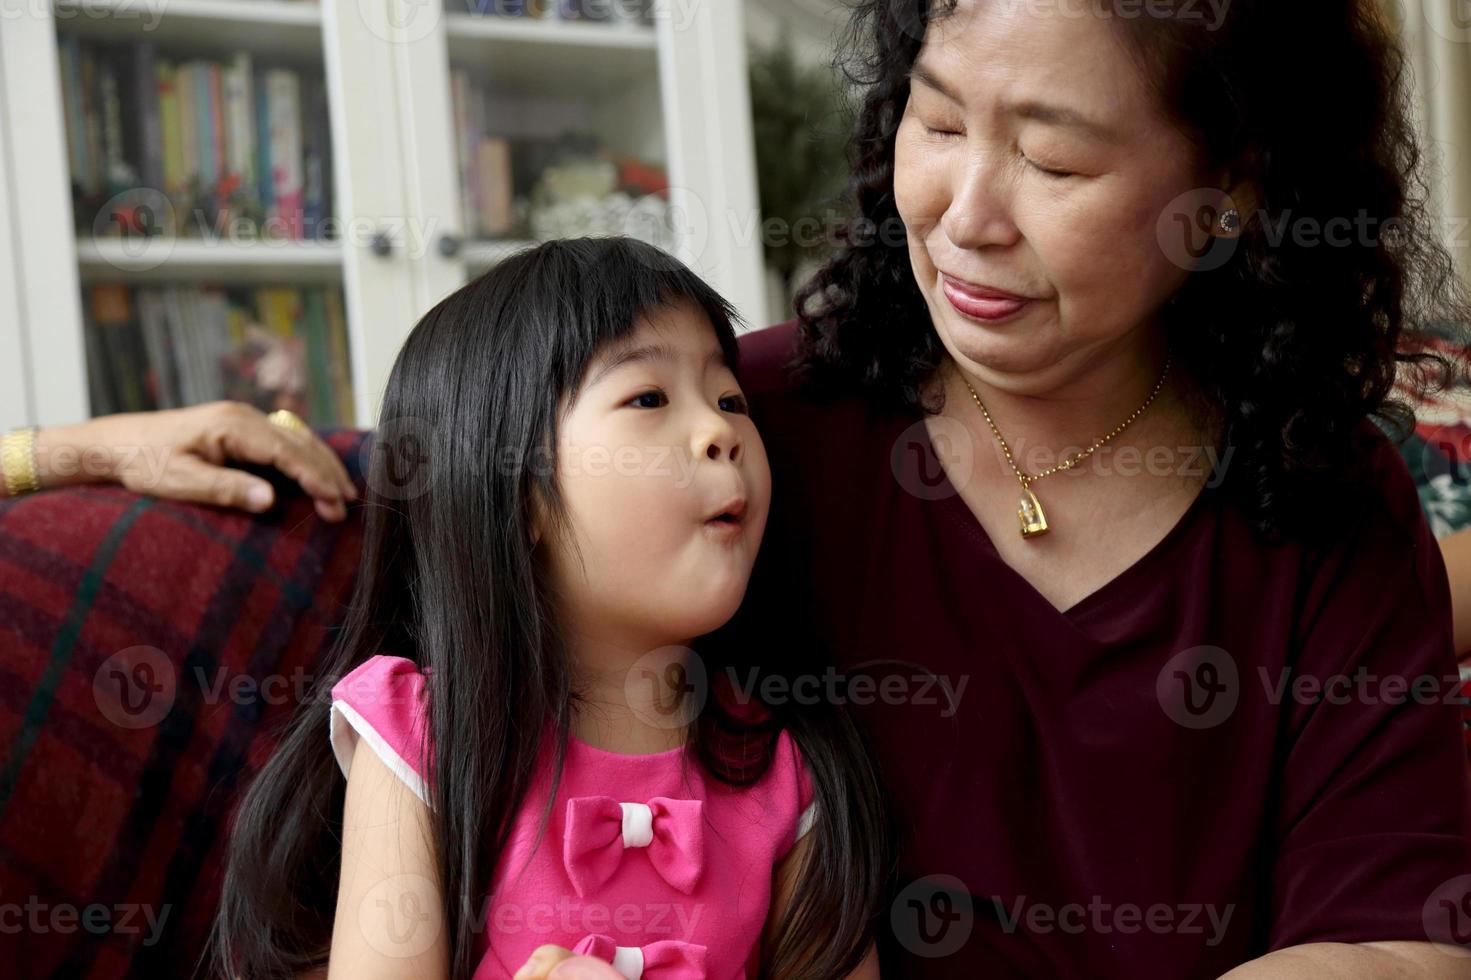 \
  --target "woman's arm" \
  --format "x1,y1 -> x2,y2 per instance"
327,735 -> 449,980
1217,940 -> 1470,978
4,402 -> 356,520
764,833 -> 881,978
